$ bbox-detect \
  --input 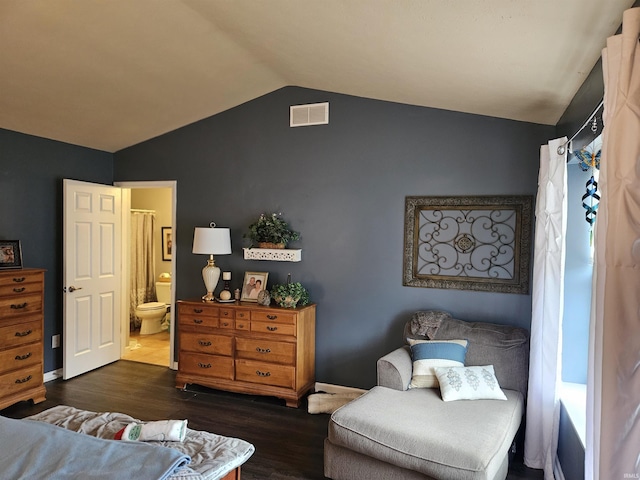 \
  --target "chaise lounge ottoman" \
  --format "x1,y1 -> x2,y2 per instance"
324,312 -> 530,480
